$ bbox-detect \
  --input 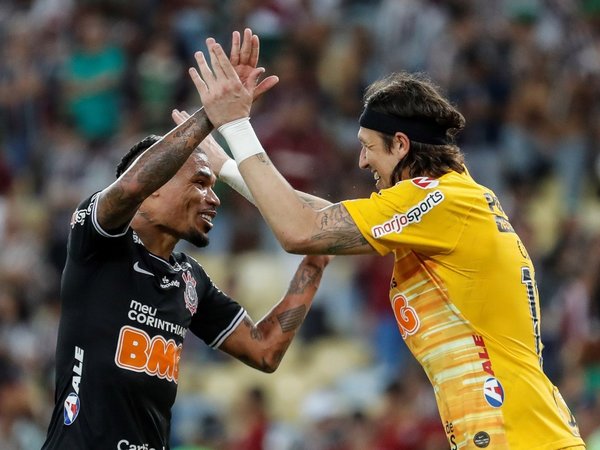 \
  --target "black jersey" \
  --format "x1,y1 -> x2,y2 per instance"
42,193 -> 245,450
